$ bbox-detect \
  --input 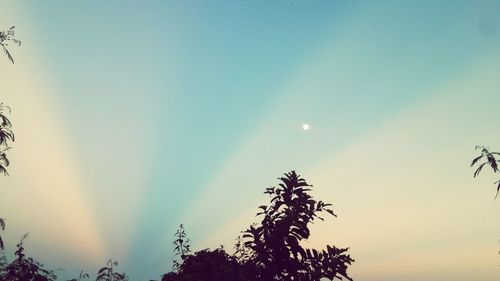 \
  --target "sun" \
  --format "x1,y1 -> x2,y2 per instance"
302,123 -> 310,131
